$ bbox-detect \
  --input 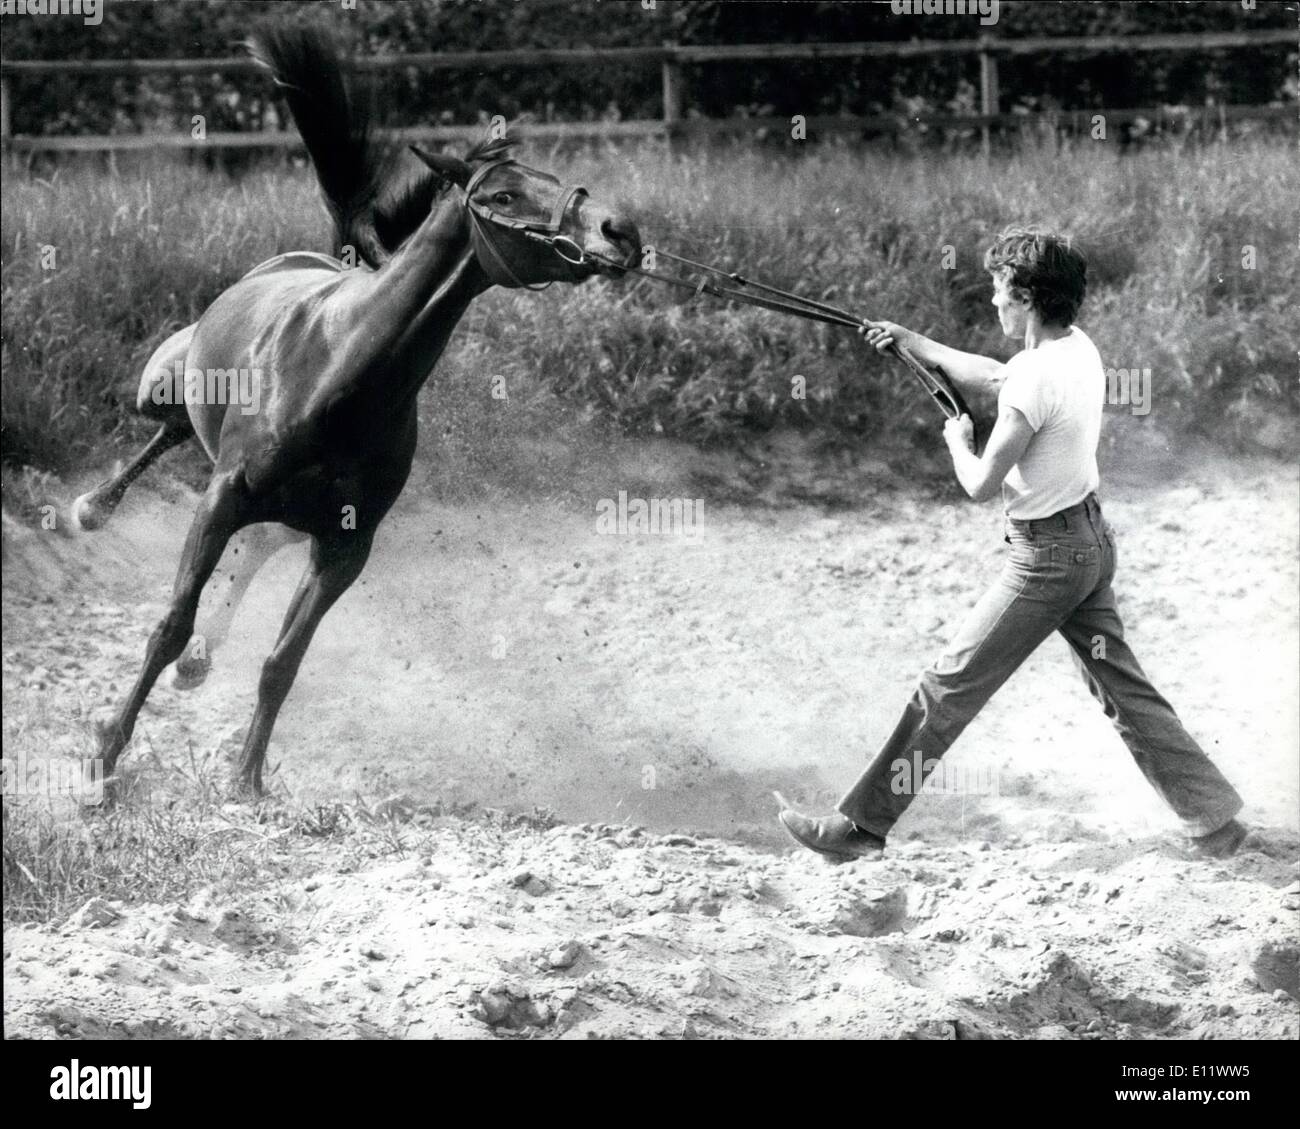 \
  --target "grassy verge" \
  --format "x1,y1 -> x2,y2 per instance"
3,769 -> 483,925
